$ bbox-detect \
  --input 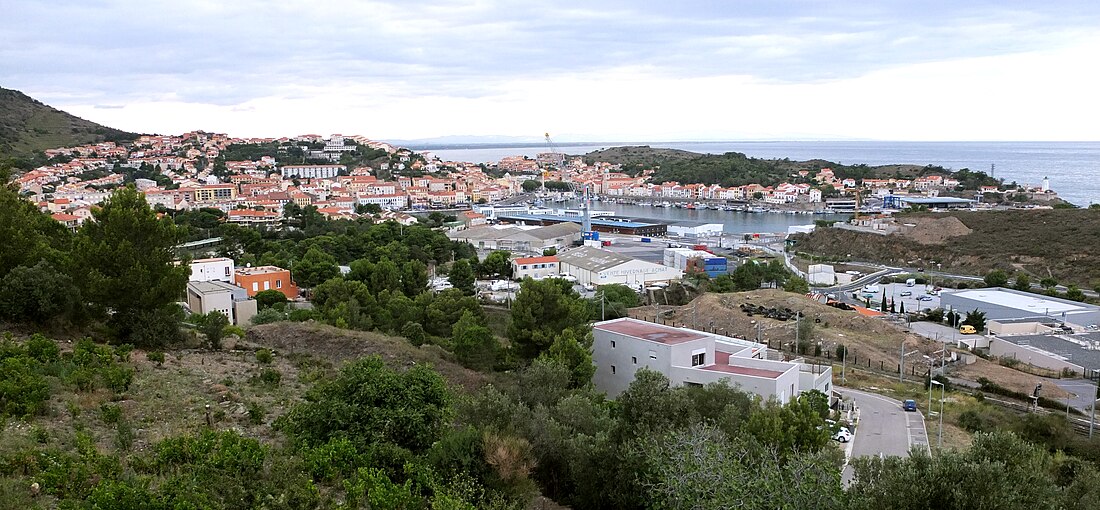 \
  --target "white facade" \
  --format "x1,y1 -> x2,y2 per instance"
807,264 -> 836,286
557,247 -> 683,289
189,257 -> 235,283
185,281 -> 258,326
592,318 -> 832,403
511,256 -> 560,280
668,222 -> 724,238
281,165 -> 345,179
